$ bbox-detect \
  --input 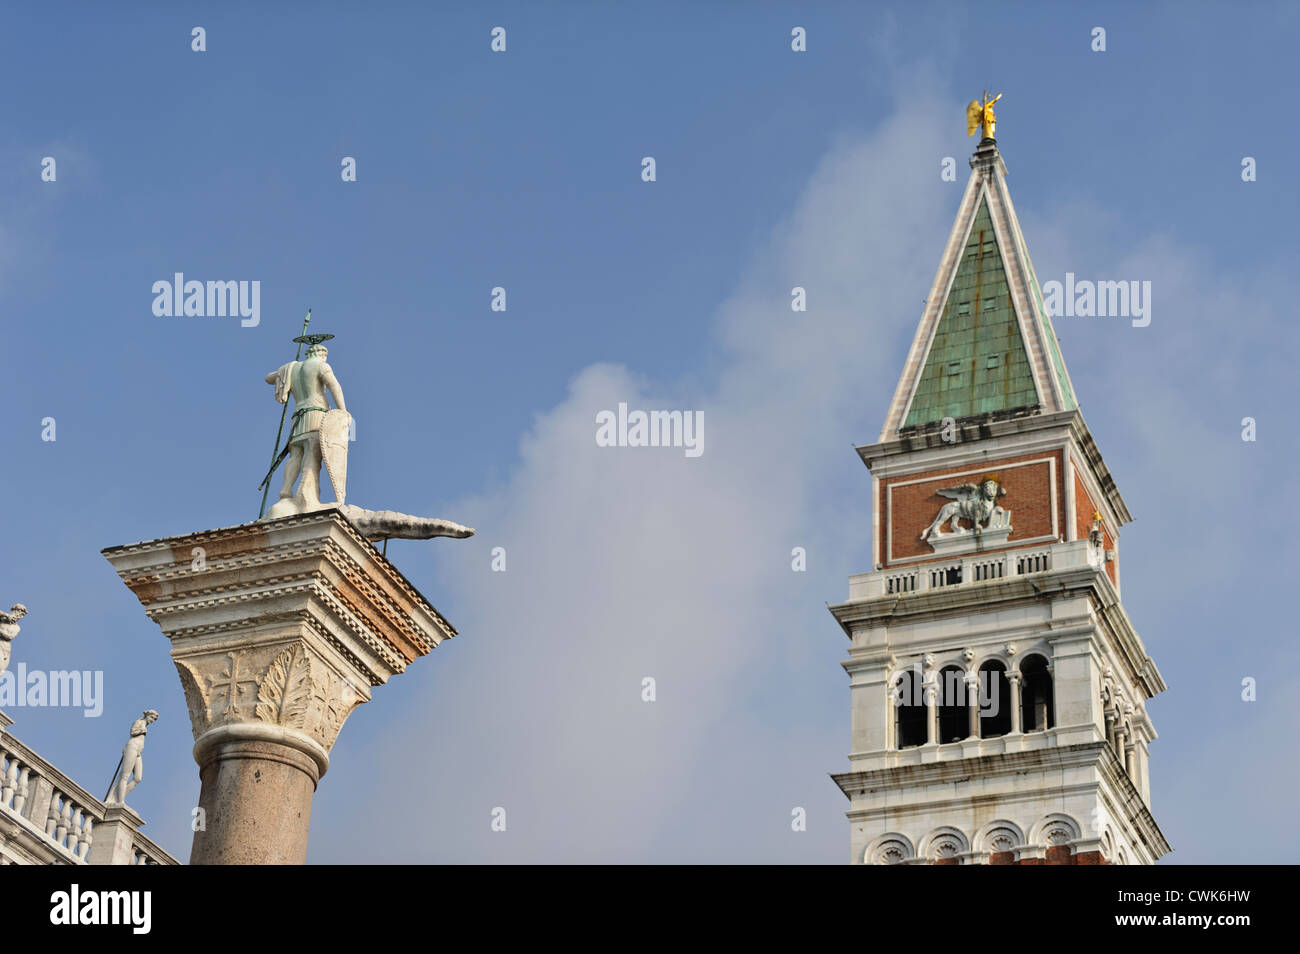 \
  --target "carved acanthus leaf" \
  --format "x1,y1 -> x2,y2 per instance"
255,644 -> 324,731
173,661 -> 211,740
317,690 -> 357,747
